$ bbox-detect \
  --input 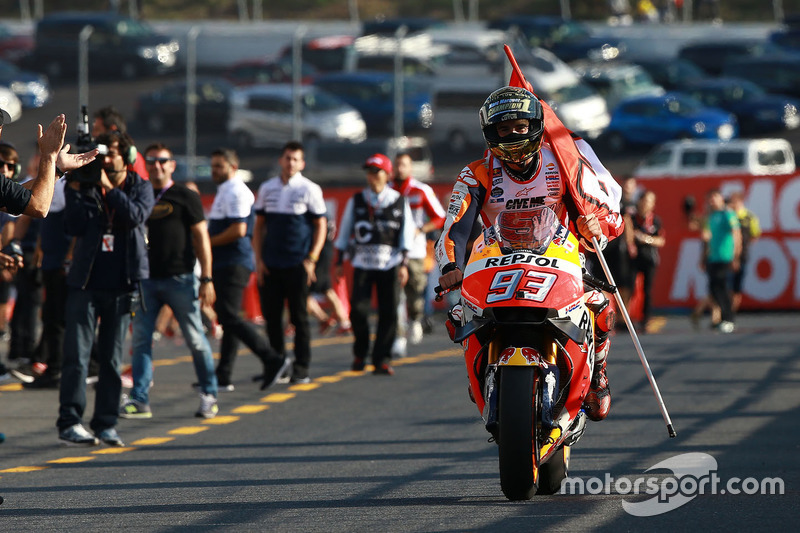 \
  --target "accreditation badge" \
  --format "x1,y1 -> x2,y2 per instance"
102,233 -> 115,252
